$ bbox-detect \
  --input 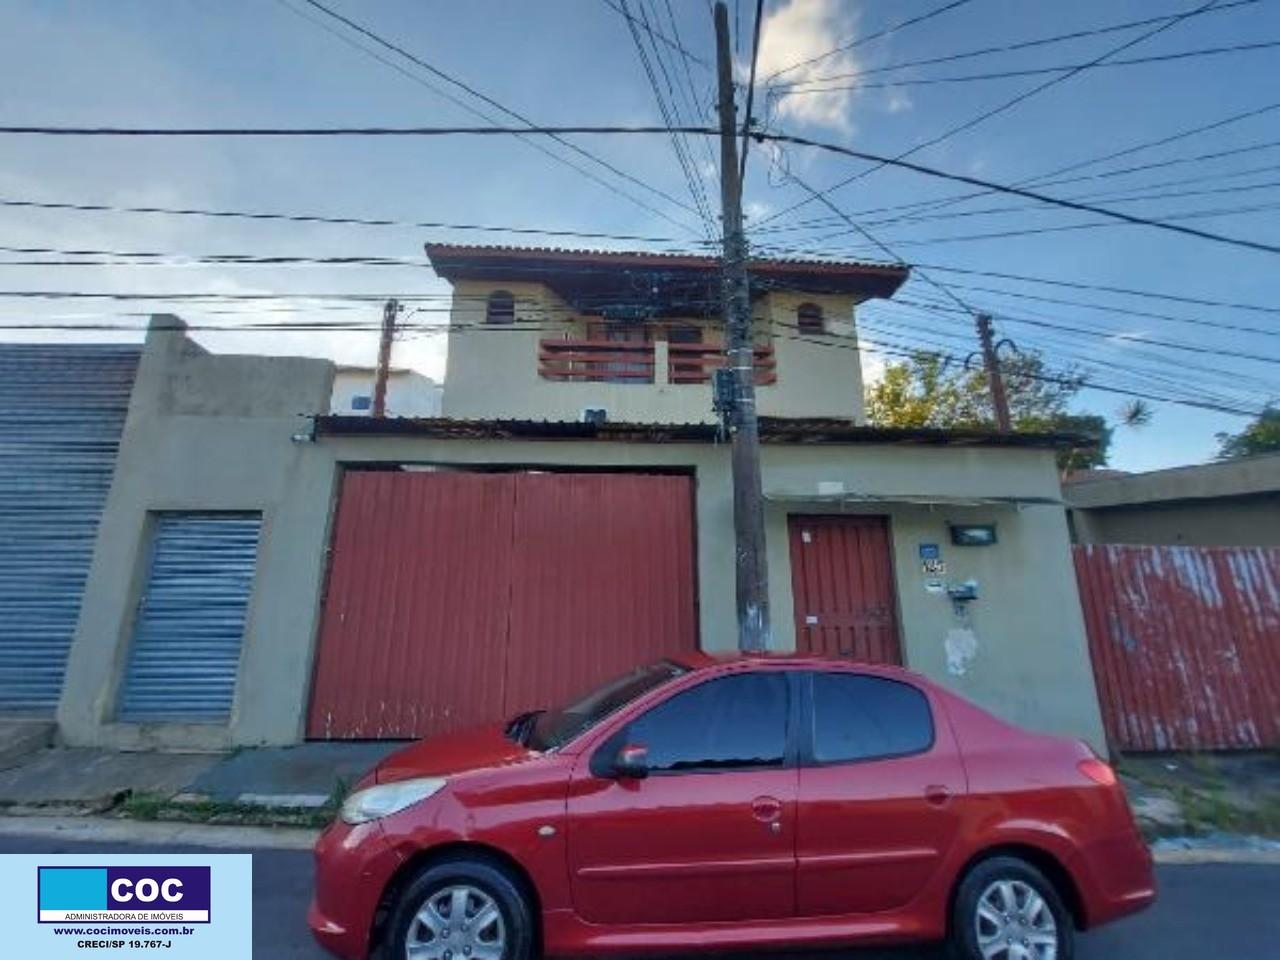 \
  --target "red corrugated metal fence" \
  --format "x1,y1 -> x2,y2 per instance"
1074,544 -> 1280,752
307,470 -> 698,740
